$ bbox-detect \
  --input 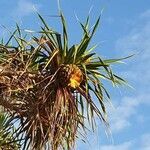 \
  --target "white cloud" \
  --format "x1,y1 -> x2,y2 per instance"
115,20 -> 150,59
109,94 -> 150,133
13,0 -> 40,18
109,97 -> 136,132
140,9 -> 150,19
93,133 -> 150,150
139,133 -> 150,150
84,9 -> 150,150
99,141 -> 133,150
115,9 -> 150,87
107,8 -> 150,135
